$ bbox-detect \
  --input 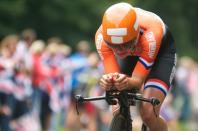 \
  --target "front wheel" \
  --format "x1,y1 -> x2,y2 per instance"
141,123 -> 147,131
109,113 -> 132,131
